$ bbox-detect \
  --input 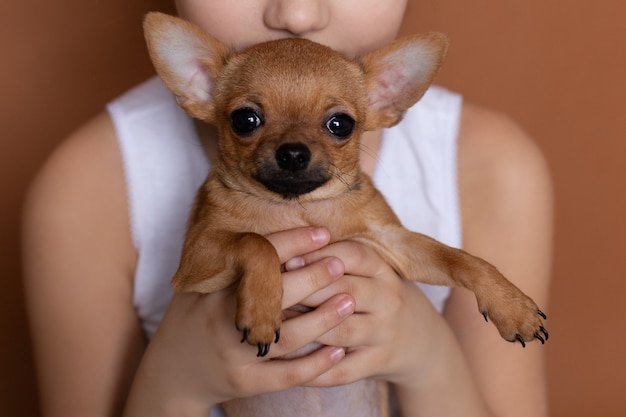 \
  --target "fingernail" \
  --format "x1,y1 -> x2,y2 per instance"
326,258 -> 344,278
310,227 -> 330,244
285,256 -> 305,271
337,297 -> 355,318
329,346 -> 345,362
